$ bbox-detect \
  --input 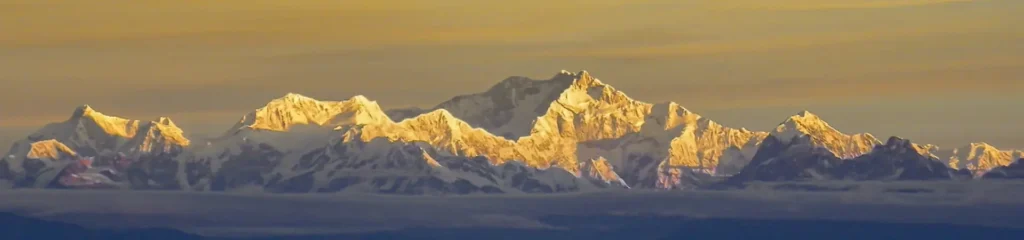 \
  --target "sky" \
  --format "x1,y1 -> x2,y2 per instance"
1,0 -> 1021,150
